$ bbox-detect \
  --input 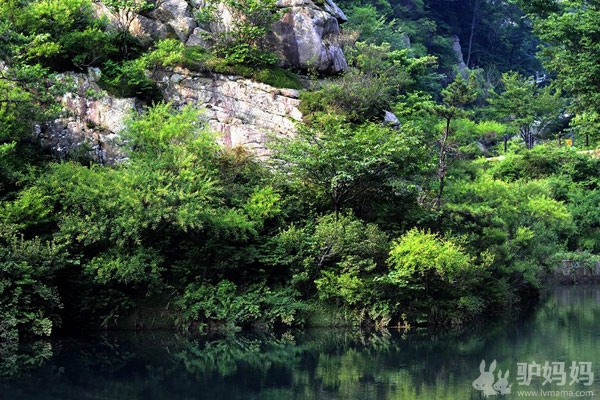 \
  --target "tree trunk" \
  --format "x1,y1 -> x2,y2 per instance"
436,117 -> 452,229
466,0 -> 482,68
